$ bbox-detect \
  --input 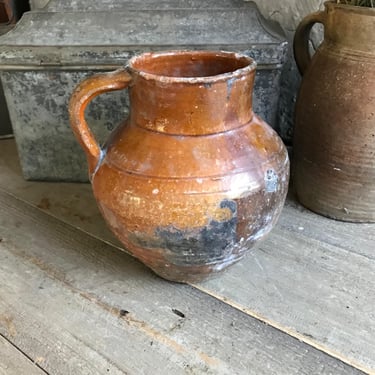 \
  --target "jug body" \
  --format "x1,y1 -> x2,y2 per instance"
293,2 -> 375,222
70,51 -> 289,282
